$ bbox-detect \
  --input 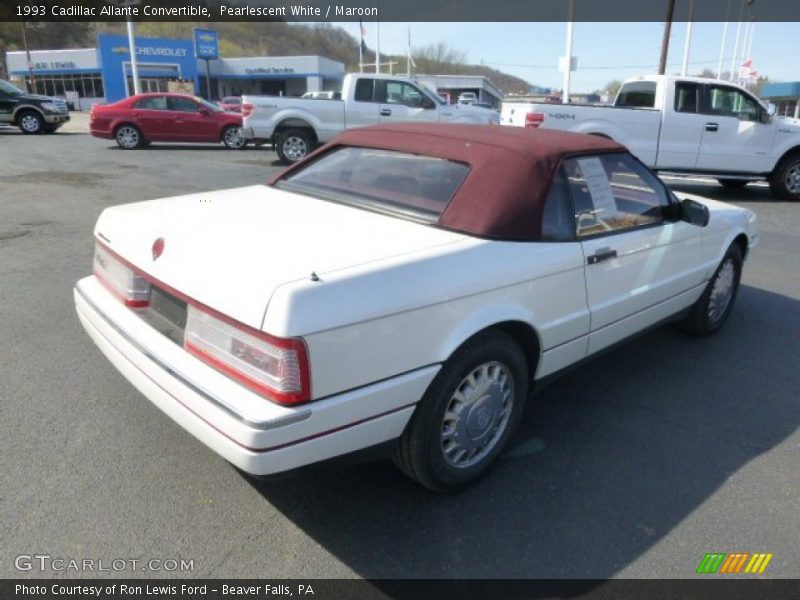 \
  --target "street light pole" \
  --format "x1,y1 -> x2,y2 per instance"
562,0 -> 575,104
658,0 -> 676,75
681,0 -> 695,77
126,18 -> 141,95
717,0 -> 732,78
